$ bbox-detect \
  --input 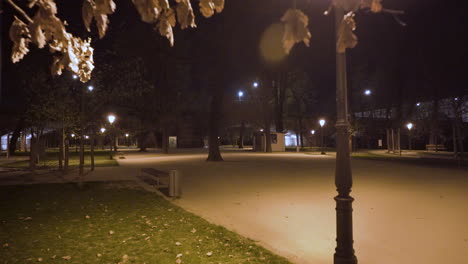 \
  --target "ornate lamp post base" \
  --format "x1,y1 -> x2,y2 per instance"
334,195 -> 357,264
